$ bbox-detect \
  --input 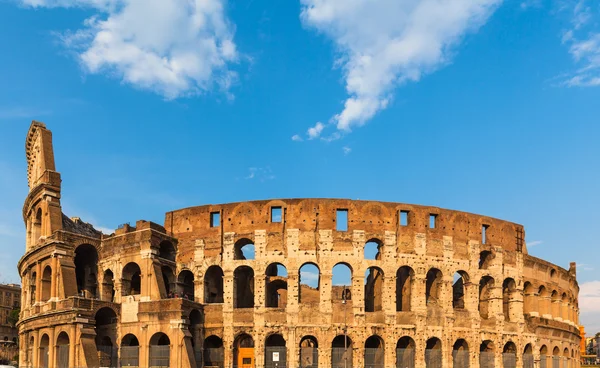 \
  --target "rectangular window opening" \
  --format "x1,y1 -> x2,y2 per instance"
210,212 -> 220,227
336,209 -> 348,231
429,214 -> 437,229
271,206 -> 282,223
400,210 -> 409,226
482,224 -> 489,244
